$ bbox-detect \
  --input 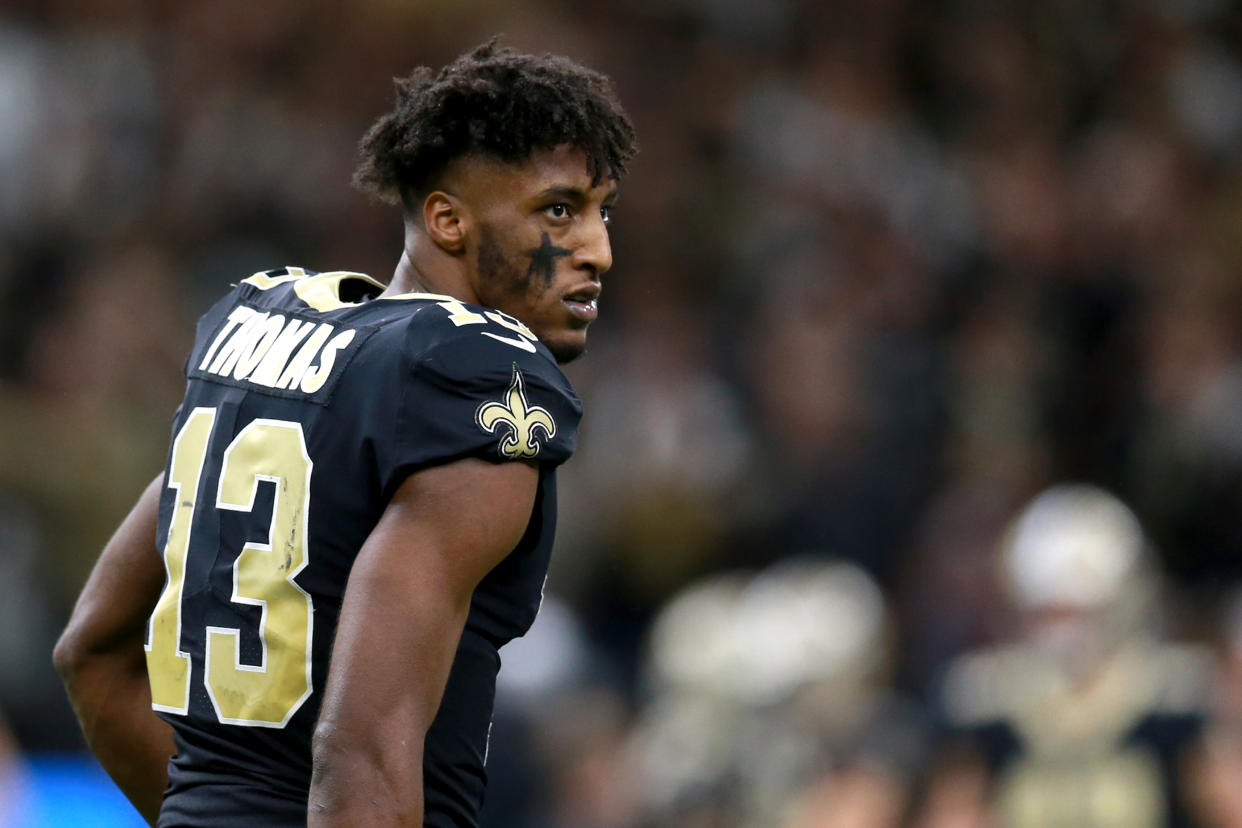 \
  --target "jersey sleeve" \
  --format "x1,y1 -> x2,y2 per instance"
381,331 -> 583,492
